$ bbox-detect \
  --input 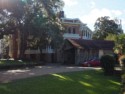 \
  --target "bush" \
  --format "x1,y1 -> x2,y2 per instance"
100,55 -> 115,75
119,55 -> 125,94
119,55 -> 125,68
